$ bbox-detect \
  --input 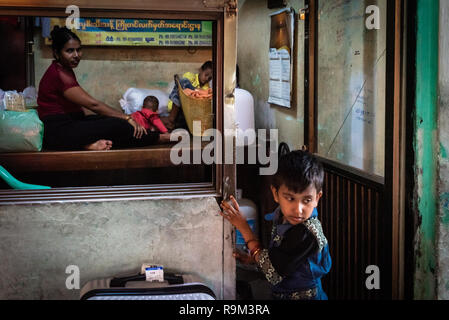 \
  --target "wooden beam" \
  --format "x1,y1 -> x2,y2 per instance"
0,143 -> 208,172
385,0 -> 405,300
0,0 -> 226,12
305,0 -> 317,153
